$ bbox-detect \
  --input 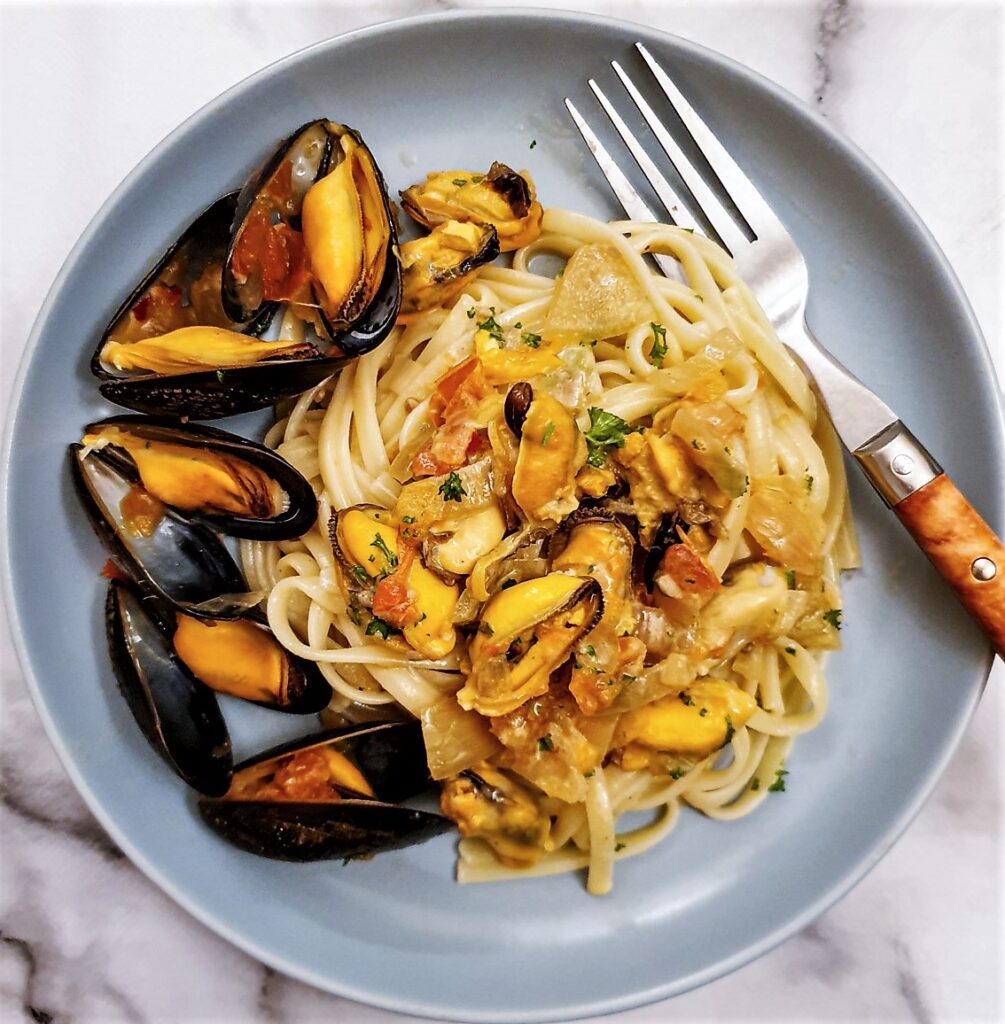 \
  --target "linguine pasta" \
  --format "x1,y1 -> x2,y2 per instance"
240,207 -> 858,895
